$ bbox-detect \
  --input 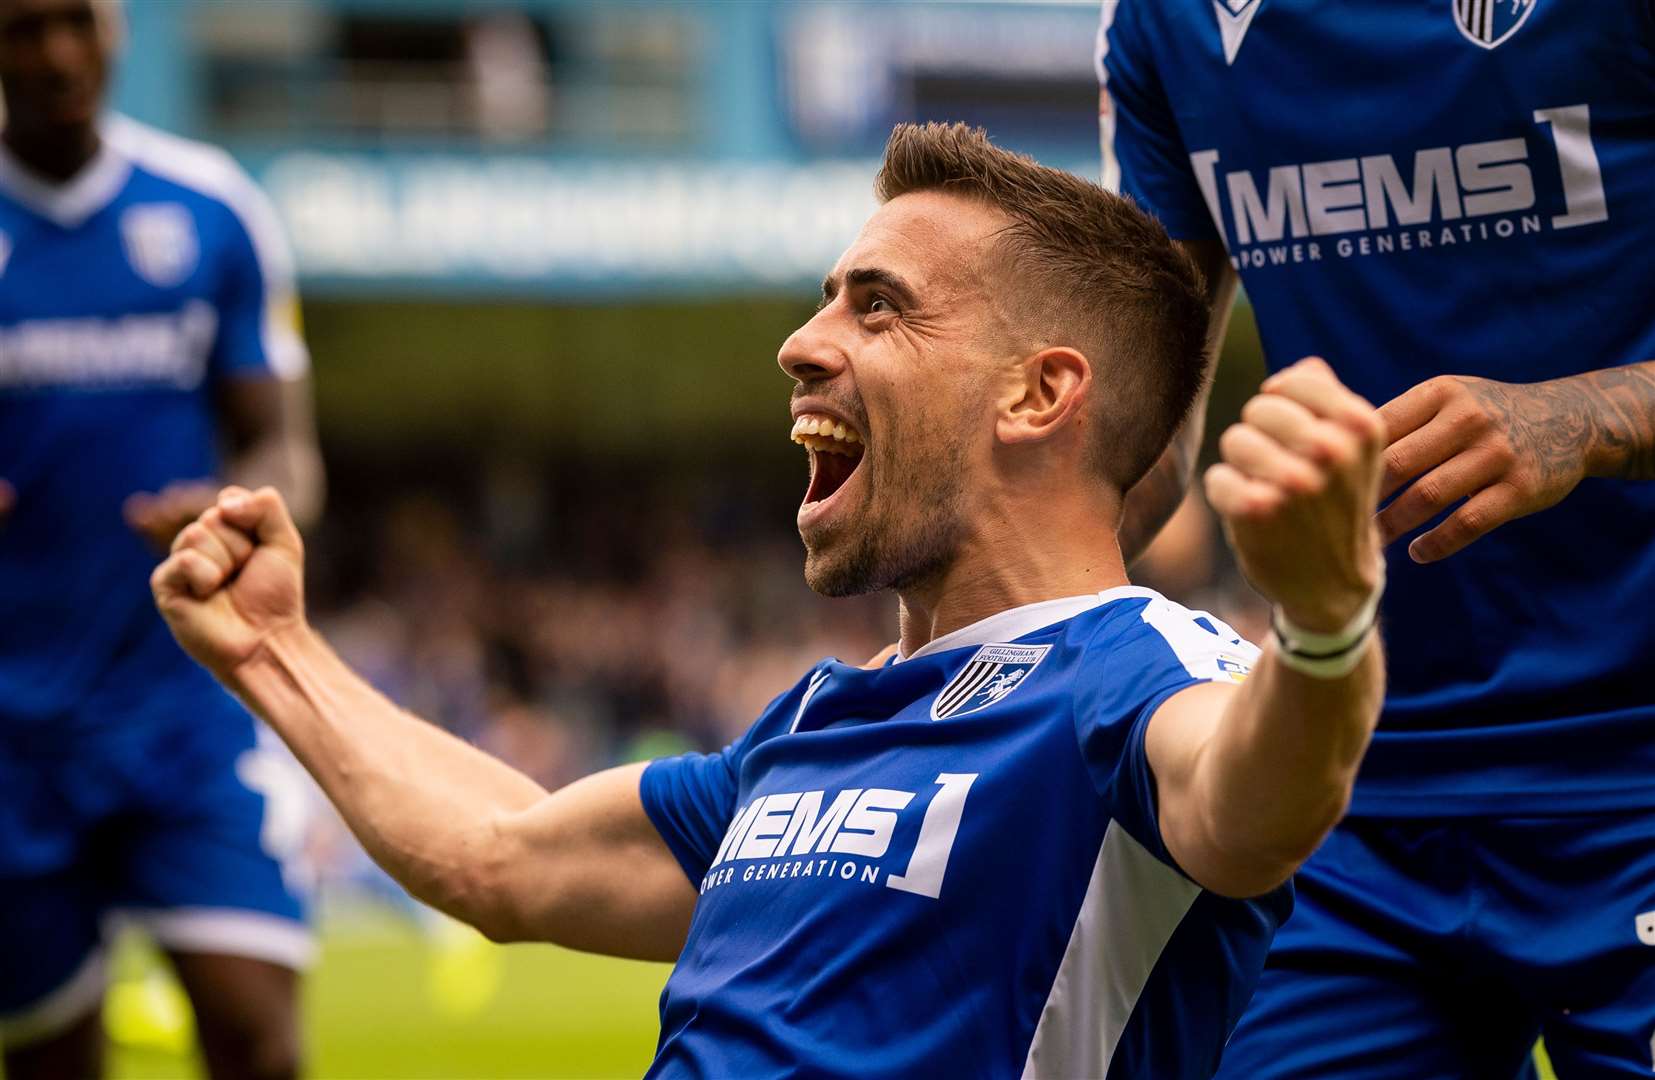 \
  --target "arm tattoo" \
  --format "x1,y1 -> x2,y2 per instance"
1580,362 -> 1655,480
1466,360 -> 1655,483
